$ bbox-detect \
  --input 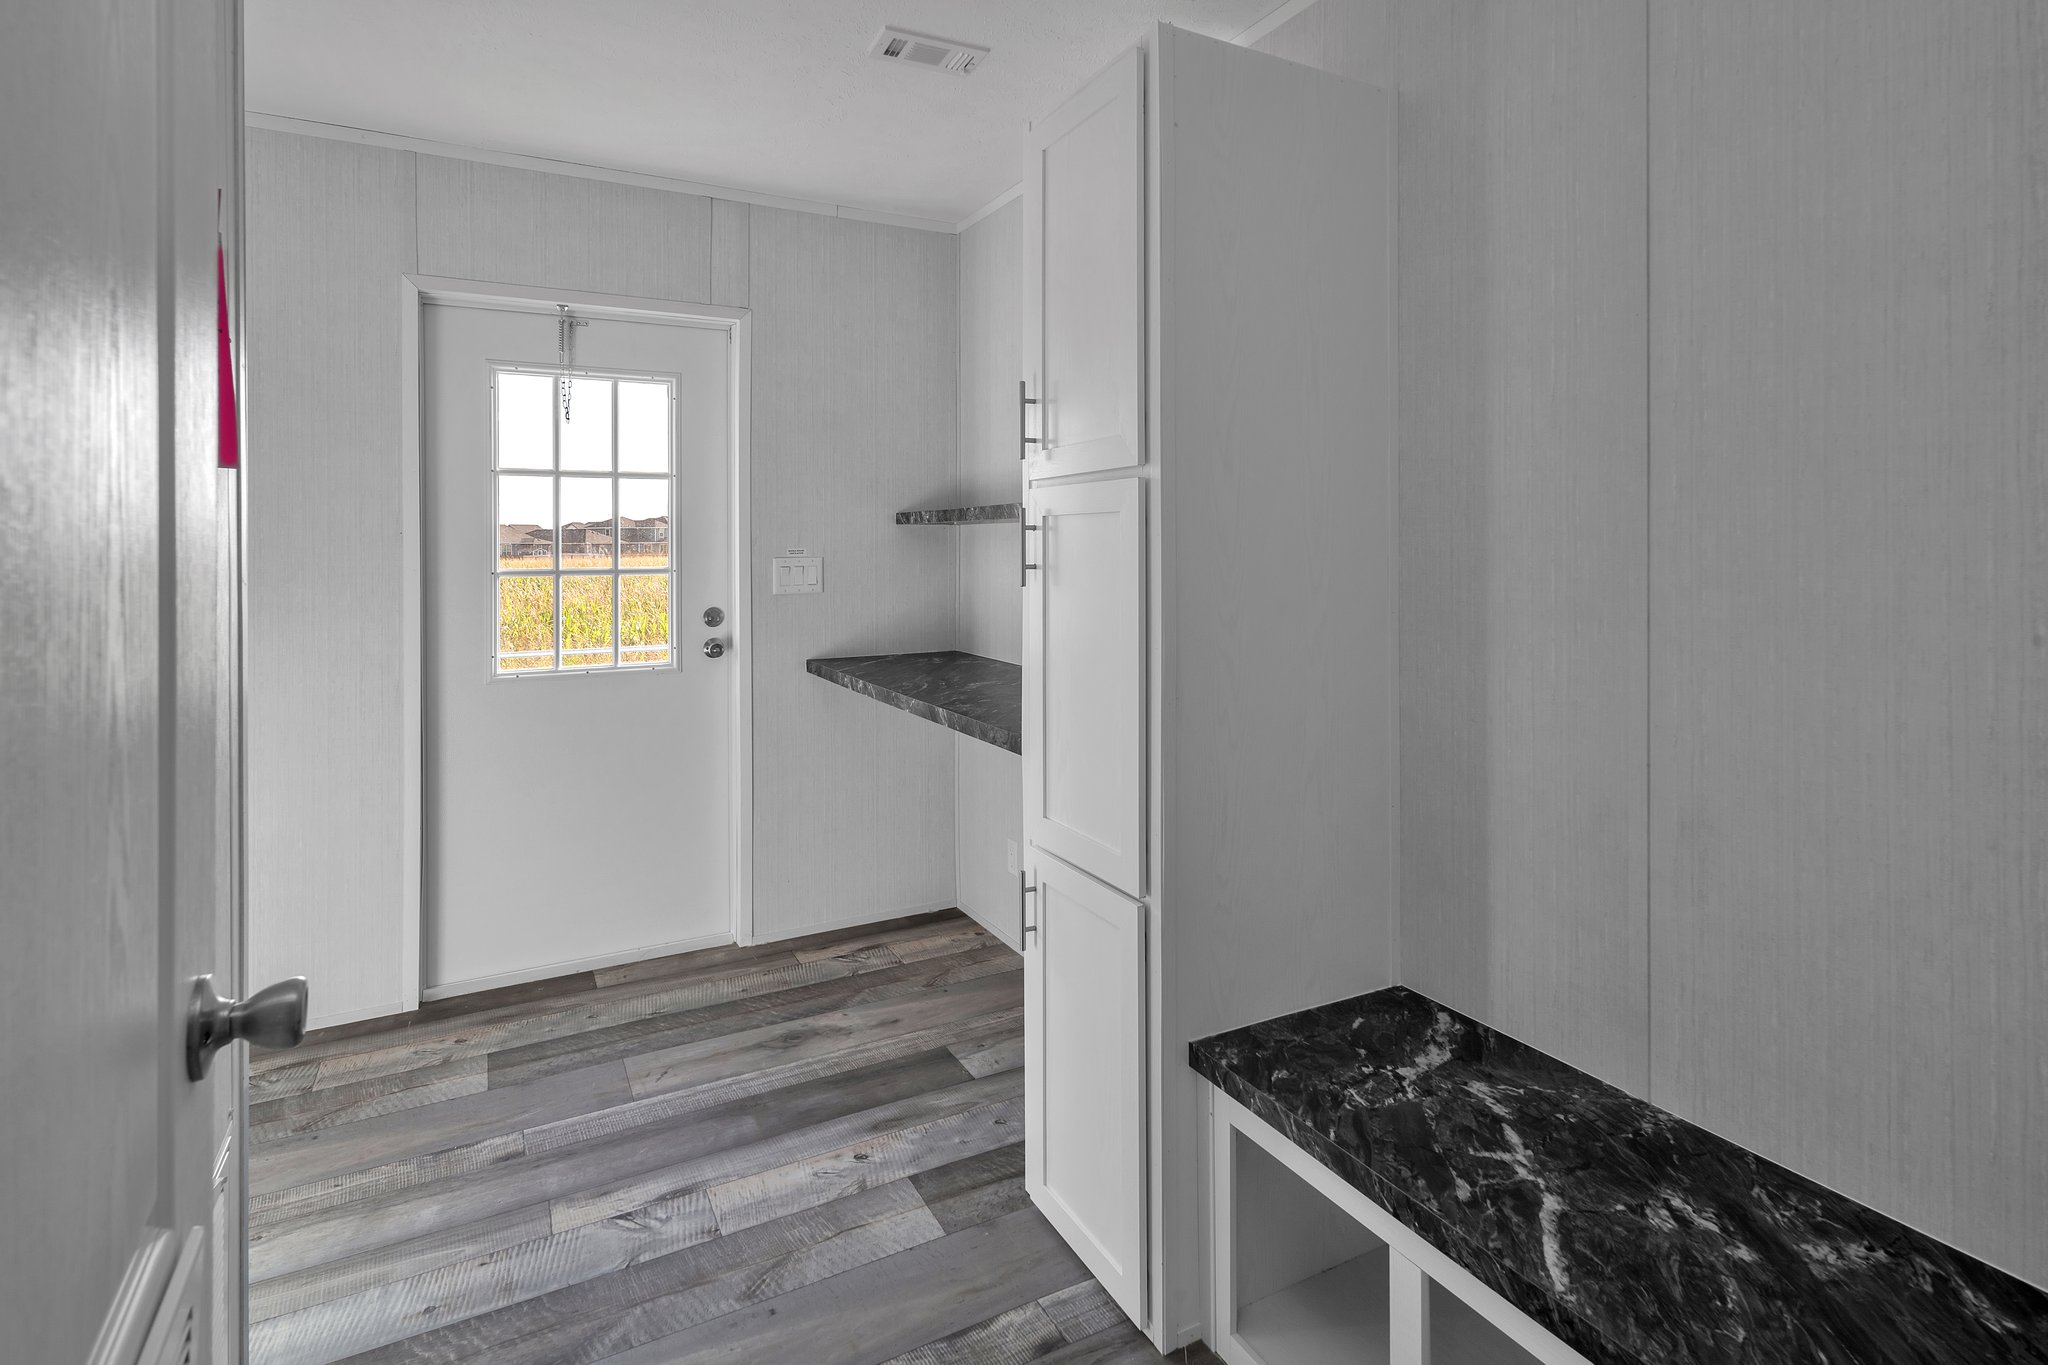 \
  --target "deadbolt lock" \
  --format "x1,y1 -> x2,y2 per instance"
703,606 -> 725,627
